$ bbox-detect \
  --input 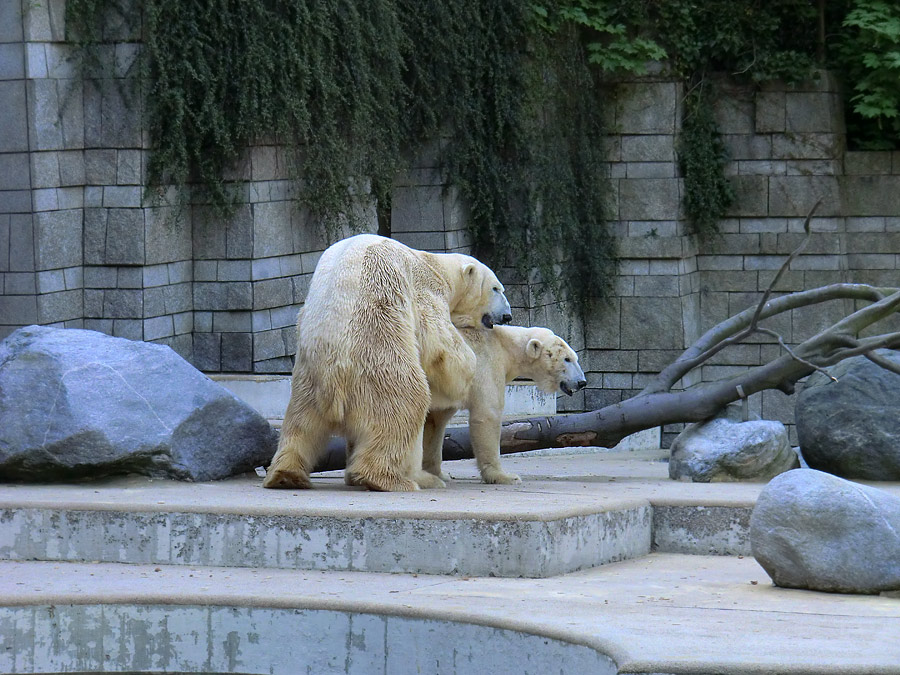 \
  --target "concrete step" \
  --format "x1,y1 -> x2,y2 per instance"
0,452 -> 762,578
2,553 -> 899,674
